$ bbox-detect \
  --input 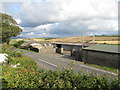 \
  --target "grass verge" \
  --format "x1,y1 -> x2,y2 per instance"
85,63 -> 119,73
